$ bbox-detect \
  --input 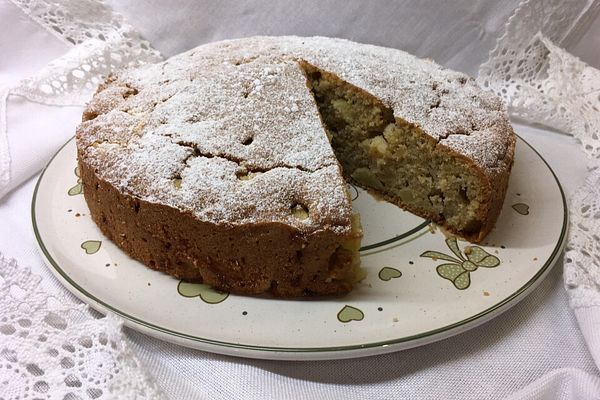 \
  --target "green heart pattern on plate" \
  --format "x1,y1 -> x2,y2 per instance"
337,305 -> 364,323
68,166 -> 83,196
81,240 -> 101,255
512,203 -> 530,215
378,267 -> 402,281
177,281 -> 229,304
